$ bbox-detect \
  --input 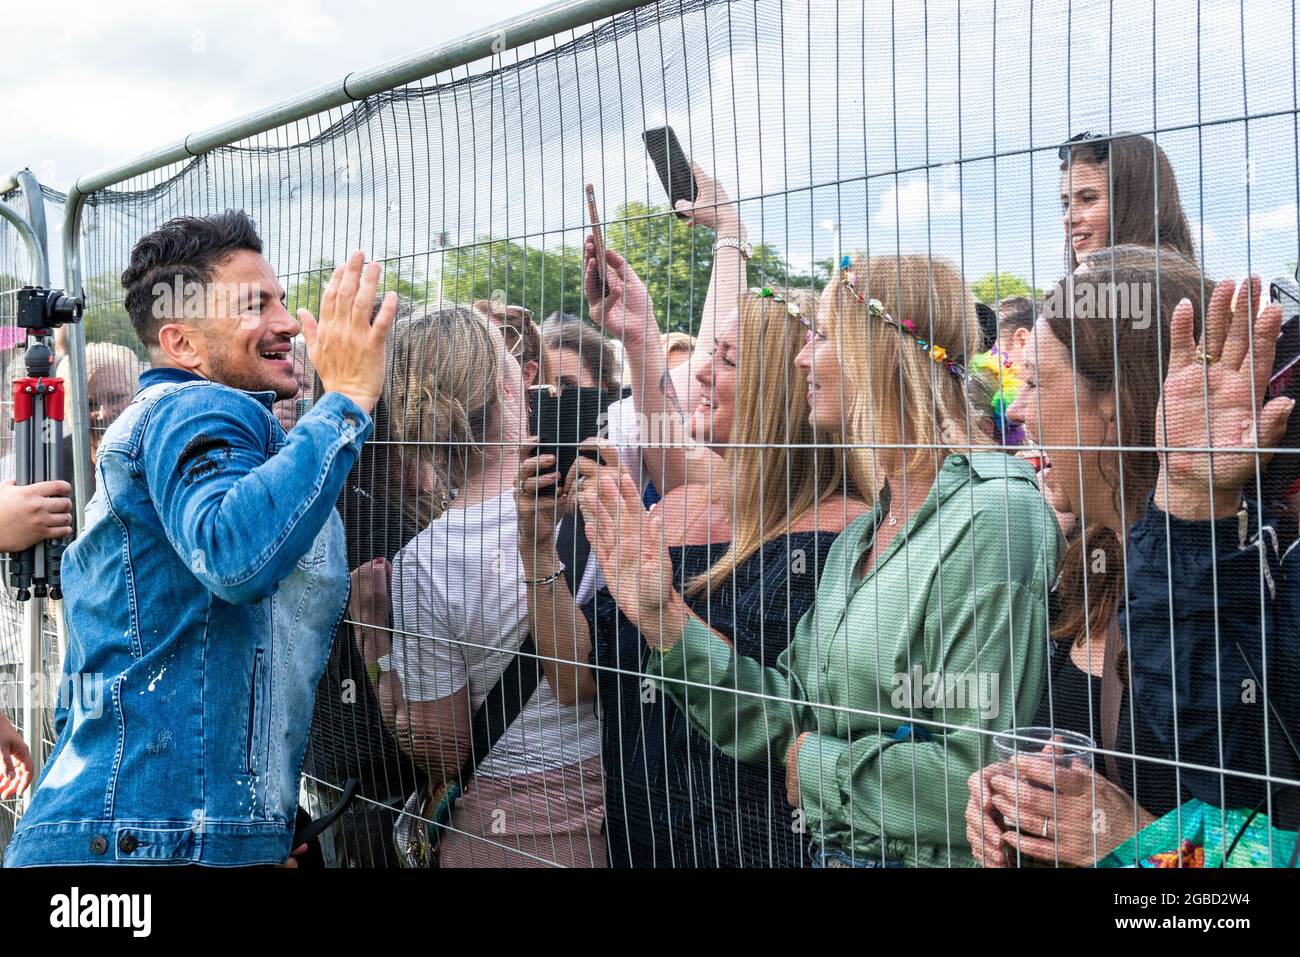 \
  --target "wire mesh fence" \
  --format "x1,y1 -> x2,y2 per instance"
4,0 -> 1299,867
